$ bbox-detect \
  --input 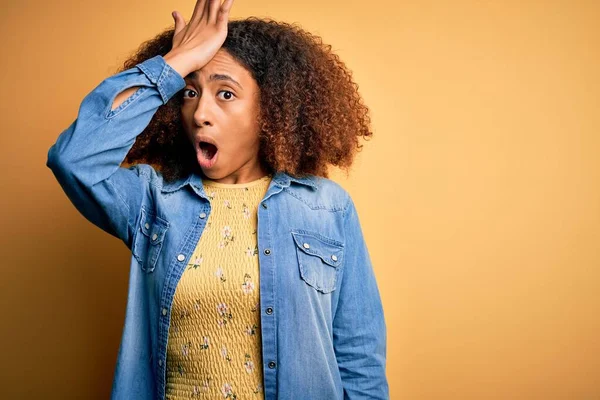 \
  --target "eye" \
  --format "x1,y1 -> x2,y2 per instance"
182,88 -> 197,99
181,89 -> 235,101
217,90 -> 235,101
